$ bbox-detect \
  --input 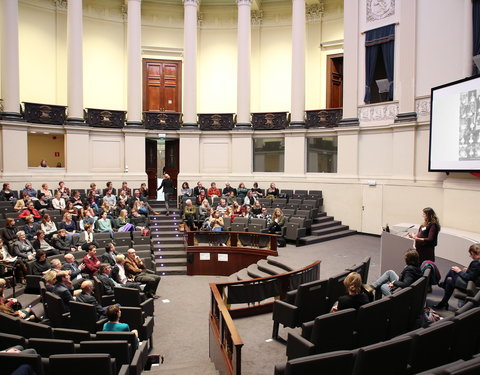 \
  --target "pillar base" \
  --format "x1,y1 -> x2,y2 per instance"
126,121 -> 143,128
182,122 -> 198,128
235,122 -> 251,129
394,112 -> 417,123
338,117 -> 360,127
66,117 -> 86,126
289,121 -> 305,128
0,112 -> 23,121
